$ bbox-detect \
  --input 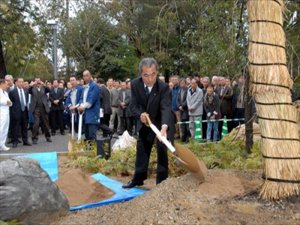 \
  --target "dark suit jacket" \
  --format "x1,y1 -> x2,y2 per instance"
9,88 -> 29,119
49,87 -> 64,111
130,77 -> 172,133
28,86 -> 50,113
118,88 -> 131,117
100,85 -> 112,115
176,88 -> 189,120
216,85 -> 233,116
